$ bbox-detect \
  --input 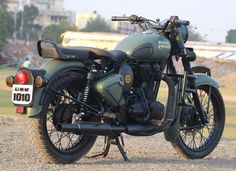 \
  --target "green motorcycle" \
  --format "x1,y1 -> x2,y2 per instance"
6,15 -> 225,164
